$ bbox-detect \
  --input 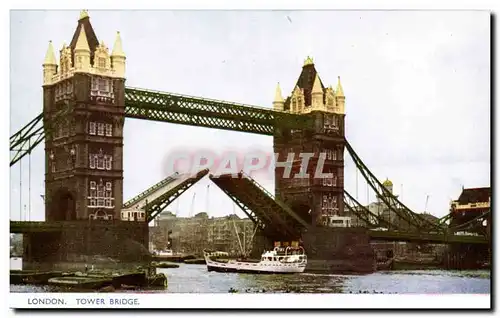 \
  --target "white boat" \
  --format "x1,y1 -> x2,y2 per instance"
155,249 -> 174,256
204,246 -> 307,274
